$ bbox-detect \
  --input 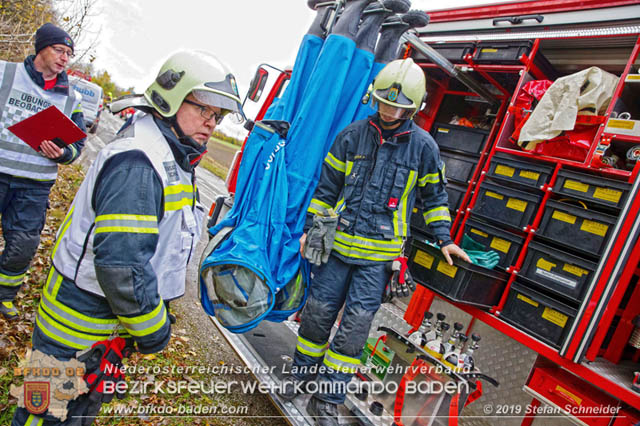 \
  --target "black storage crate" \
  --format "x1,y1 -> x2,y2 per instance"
537,200 -> 618,256
472,180 -> 542,229
423,42 -> 476,63
501,281 -> 577,349
408,240 -> 509,309
441,150 -> 479,184
553,169 -> 631,209
432,123 -> 490,155
462,216 -> 524,270
473,40 -> 533,64
487,153 -> 553,189
519,241 -> 597,302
